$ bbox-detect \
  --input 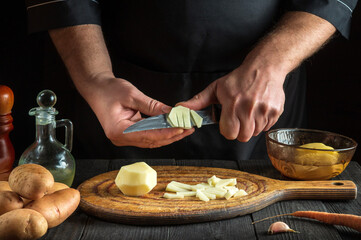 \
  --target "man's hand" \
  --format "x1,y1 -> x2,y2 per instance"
180,64 -> 285,142
87,73 -> 194,148
180,11 -> 336,142
49,24 -> 194,148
